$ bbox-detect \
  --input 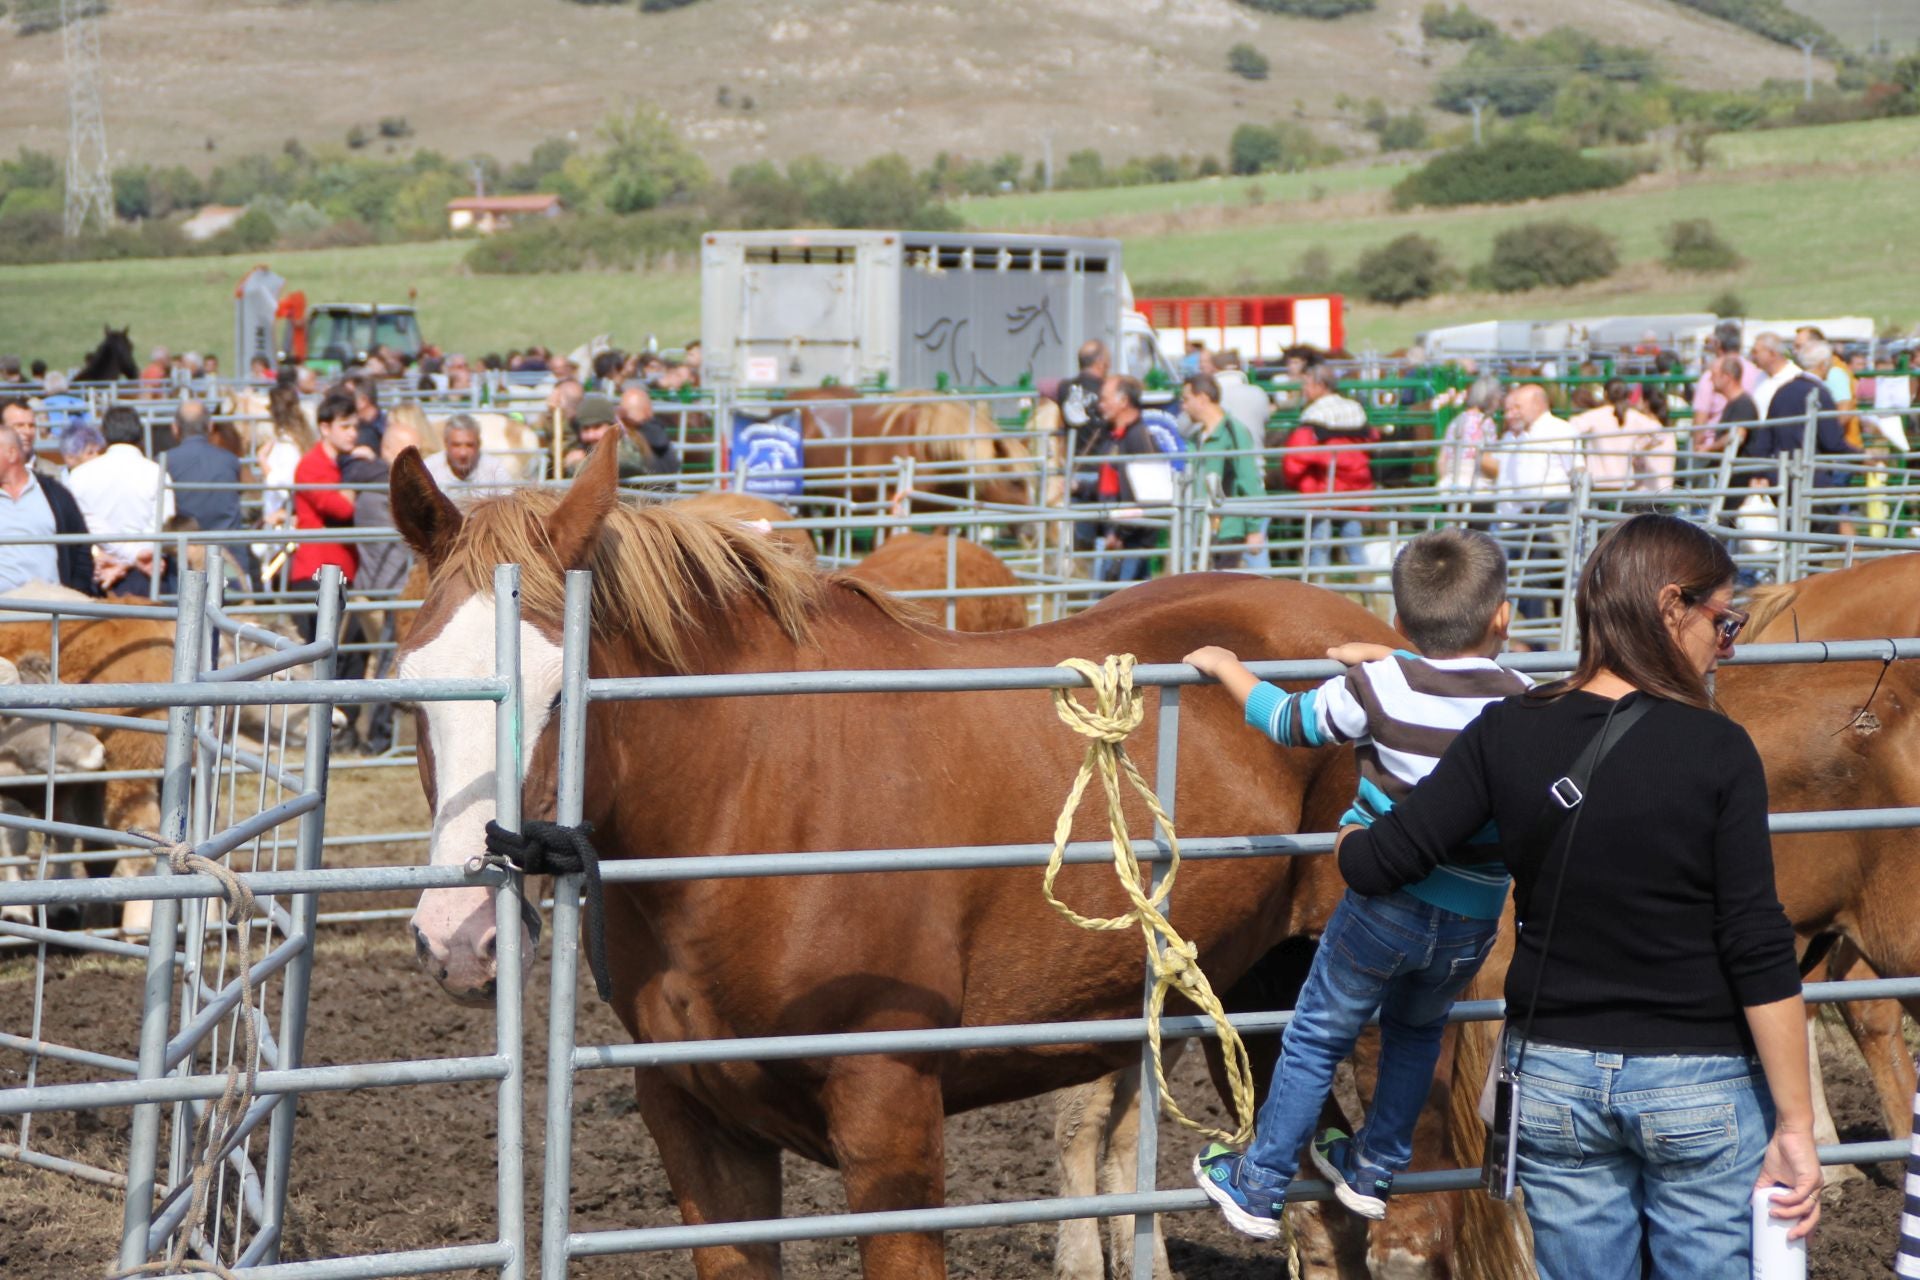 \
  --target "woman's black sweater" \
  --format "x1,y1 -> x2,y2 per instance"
1338,689 -> 1801,1054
